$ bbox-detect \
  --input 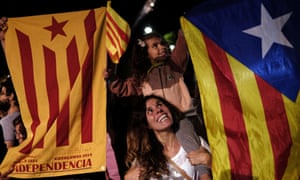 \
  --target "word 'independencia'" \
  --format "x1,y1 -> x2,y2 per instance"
14,158 -> 92,173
